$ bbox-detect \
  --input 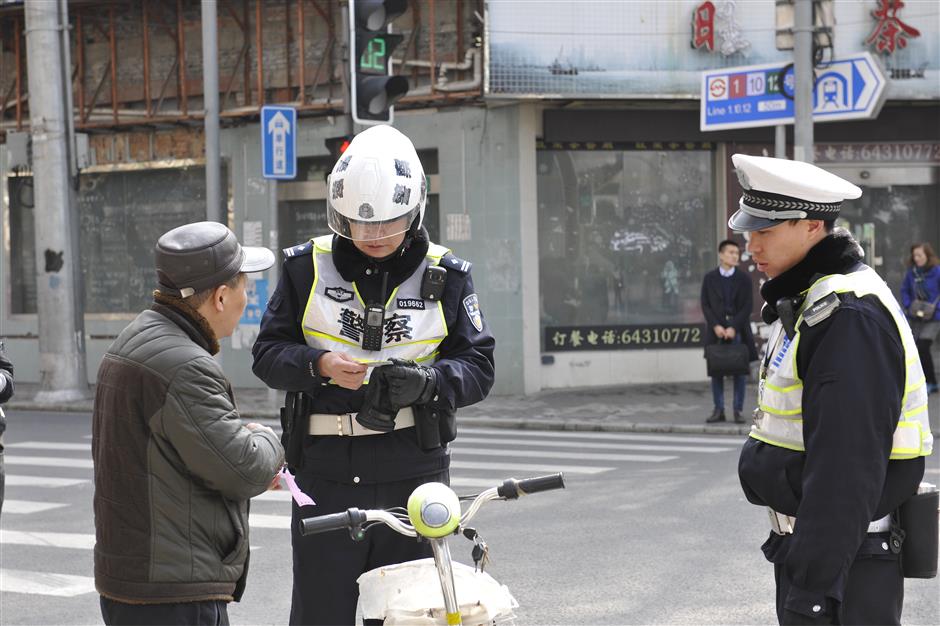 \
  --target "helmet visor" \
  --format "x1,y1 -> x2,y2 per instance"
327,203 -> 420,242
